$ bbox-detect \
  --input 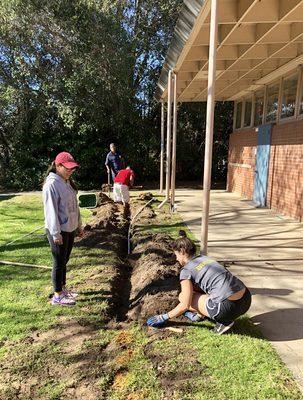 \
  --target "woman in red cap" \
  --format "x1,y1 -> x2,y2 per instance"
43,152 -> 83,306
